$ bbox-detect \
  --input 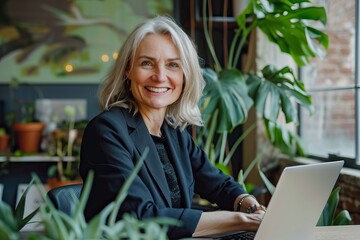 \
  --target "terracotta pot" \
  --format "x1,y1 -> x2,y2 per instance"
0,134 -> 10,152
47,177 -> 83,189
13,122 -> 45,153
